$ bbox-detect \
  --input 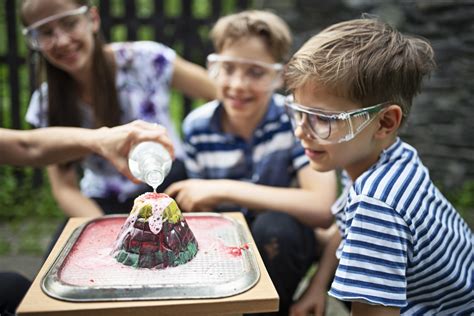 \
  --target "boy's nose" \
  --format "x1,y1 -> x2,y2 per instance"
294,119 -> 315,141
227,72 -> 248,89
294,124 -> 305,140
